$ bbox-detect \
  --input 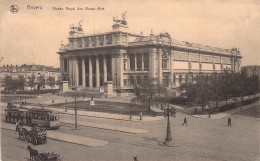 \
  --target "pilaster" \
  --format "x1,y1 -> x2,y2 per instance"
89,56 -> 93,87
